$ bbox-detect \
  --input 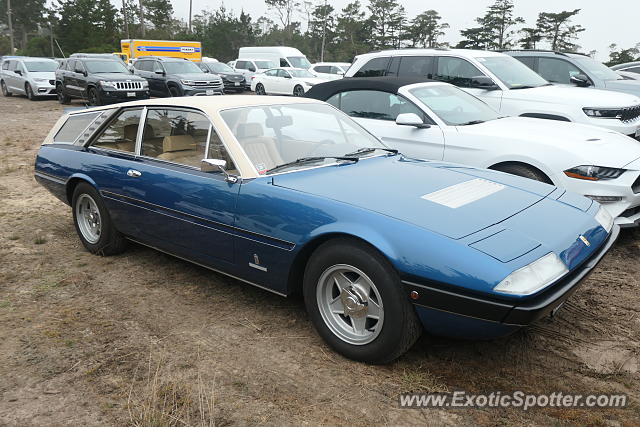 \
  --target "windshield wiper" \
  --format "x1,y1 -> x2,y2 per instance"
458,120 -> 486,126
343,147 -> 398,157
266,156 -> 358,175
